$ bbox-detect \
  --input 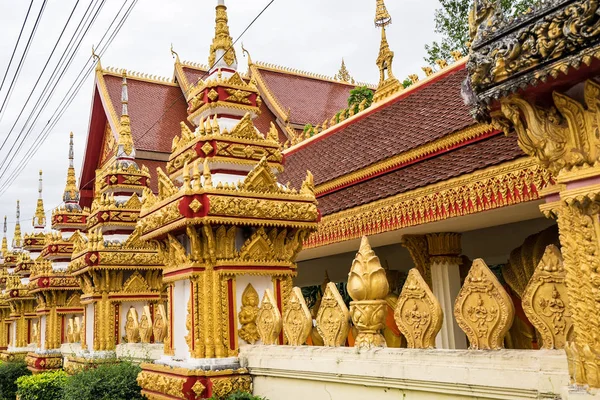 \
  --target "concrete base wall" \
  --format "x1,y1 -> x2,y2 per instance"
239,346 -> 570,400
